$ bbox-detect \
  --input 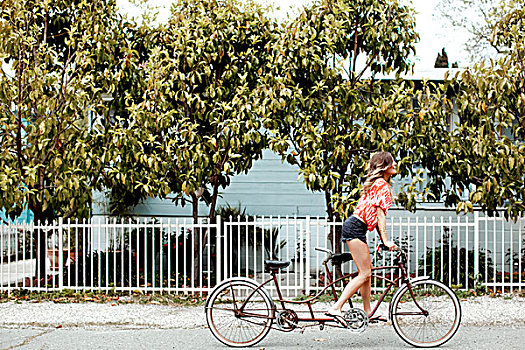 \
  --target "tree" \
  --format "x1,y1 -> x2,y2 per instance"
121,0 -> 280,280
0,0 -> 140,283
261,0 -> 420,251
434,48 -> 449,68
427,3 -> 525,220
436,0 -> 520,59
